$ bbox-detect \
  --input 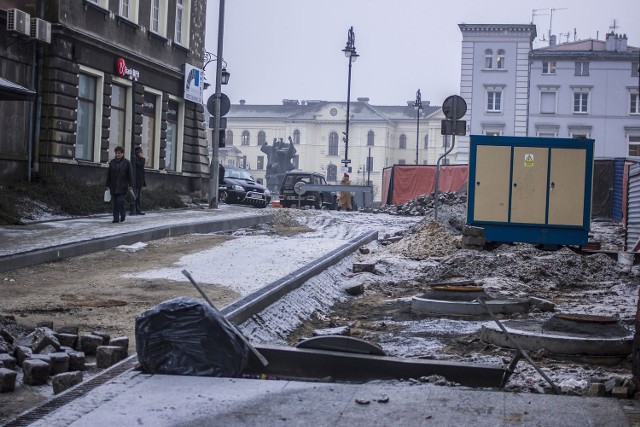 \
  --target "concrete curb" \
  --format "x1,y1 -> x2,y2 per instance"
0,214 -> 272,274
223,230 -> 378,324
